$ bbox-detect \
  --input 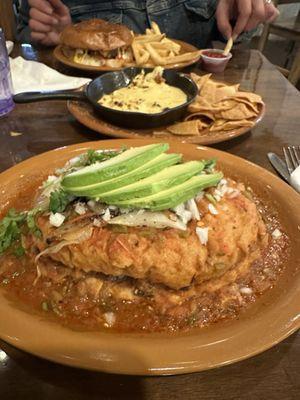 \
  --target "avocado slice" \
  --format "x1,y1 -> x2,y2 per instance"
108,172 -> 223,211
62,143 -> 169,188
98,160 -> 204,202
63,153 -> 181,197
